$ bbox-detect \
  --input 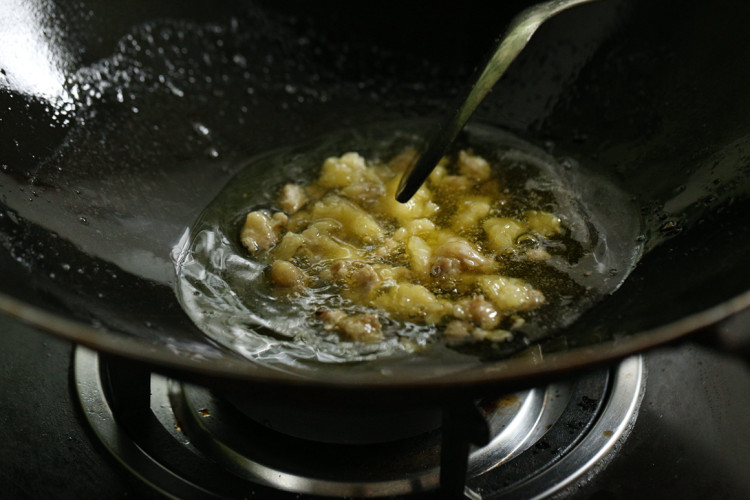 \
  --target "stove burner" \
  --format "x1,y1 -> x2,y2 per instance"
74,349 -> 643,499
